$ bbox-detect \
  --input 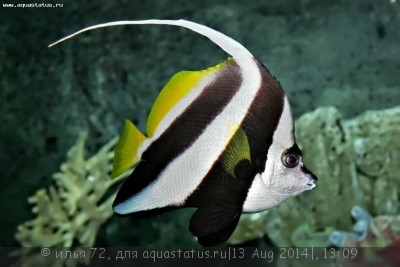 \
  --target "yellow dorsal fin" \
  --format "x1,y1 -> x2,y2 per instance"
111,119 -> 146,179
146,58 -> 233,136
222,126 -> 251,177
